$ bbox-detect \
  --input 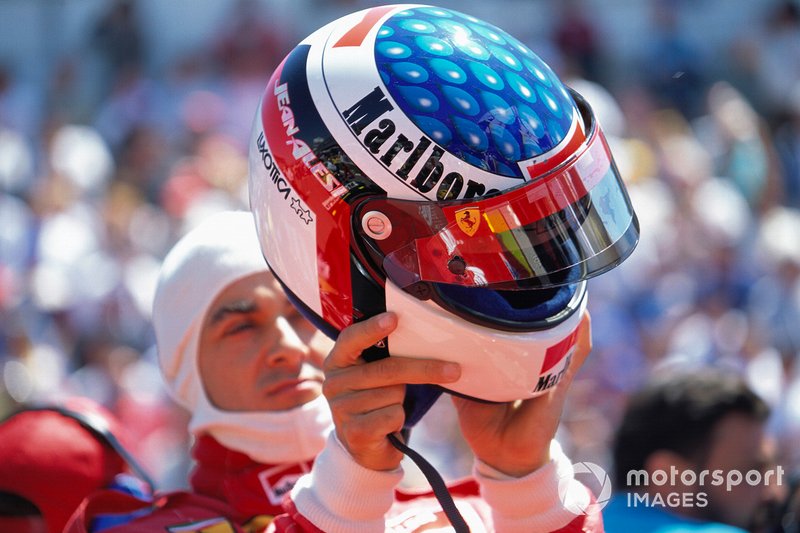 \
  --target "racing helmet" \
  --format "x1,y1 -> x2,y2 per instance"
248,4 -> 639,414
